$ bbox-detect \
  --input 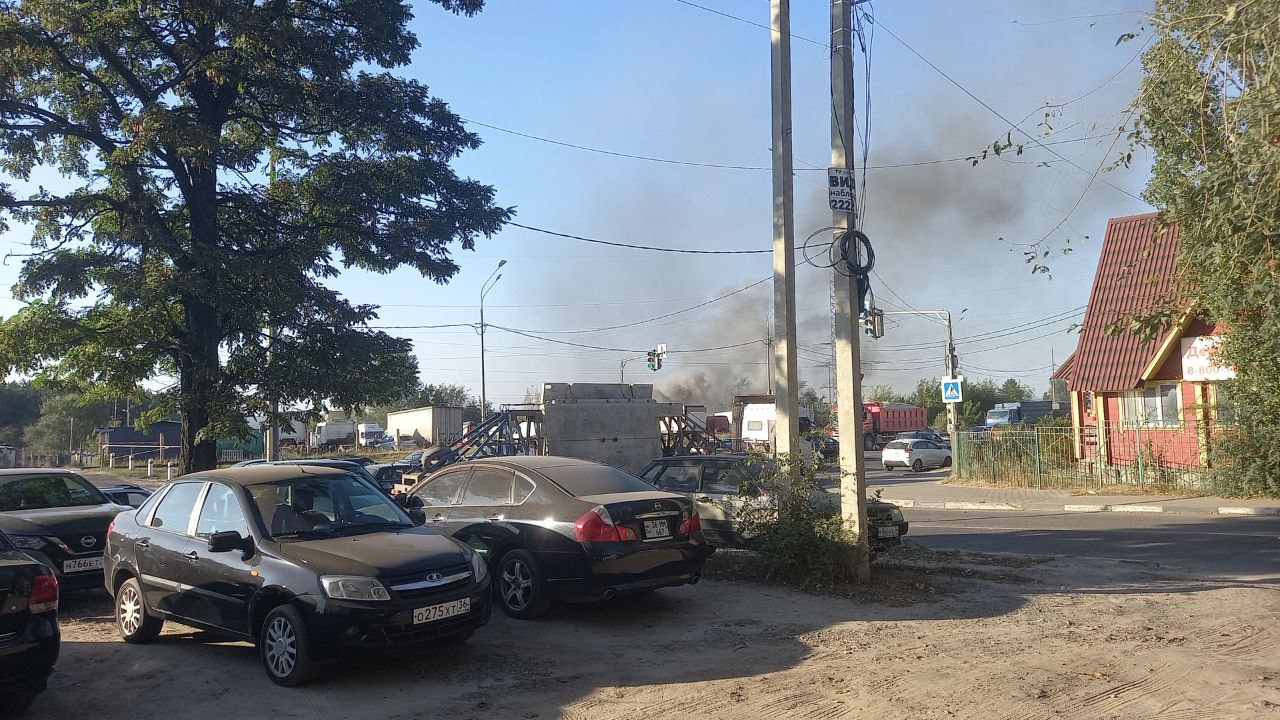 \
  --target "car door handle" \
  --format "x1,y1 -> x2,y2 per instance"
135,539 -> 150,550
486,513 -> 502,522
184,551 -> 199,562
431,513 -> 446,523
